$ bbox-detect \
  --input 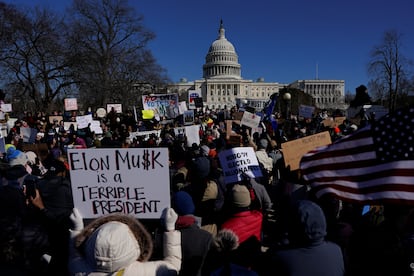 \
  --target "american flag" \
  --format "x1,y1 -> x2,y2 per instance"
300,106 -> 414,205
